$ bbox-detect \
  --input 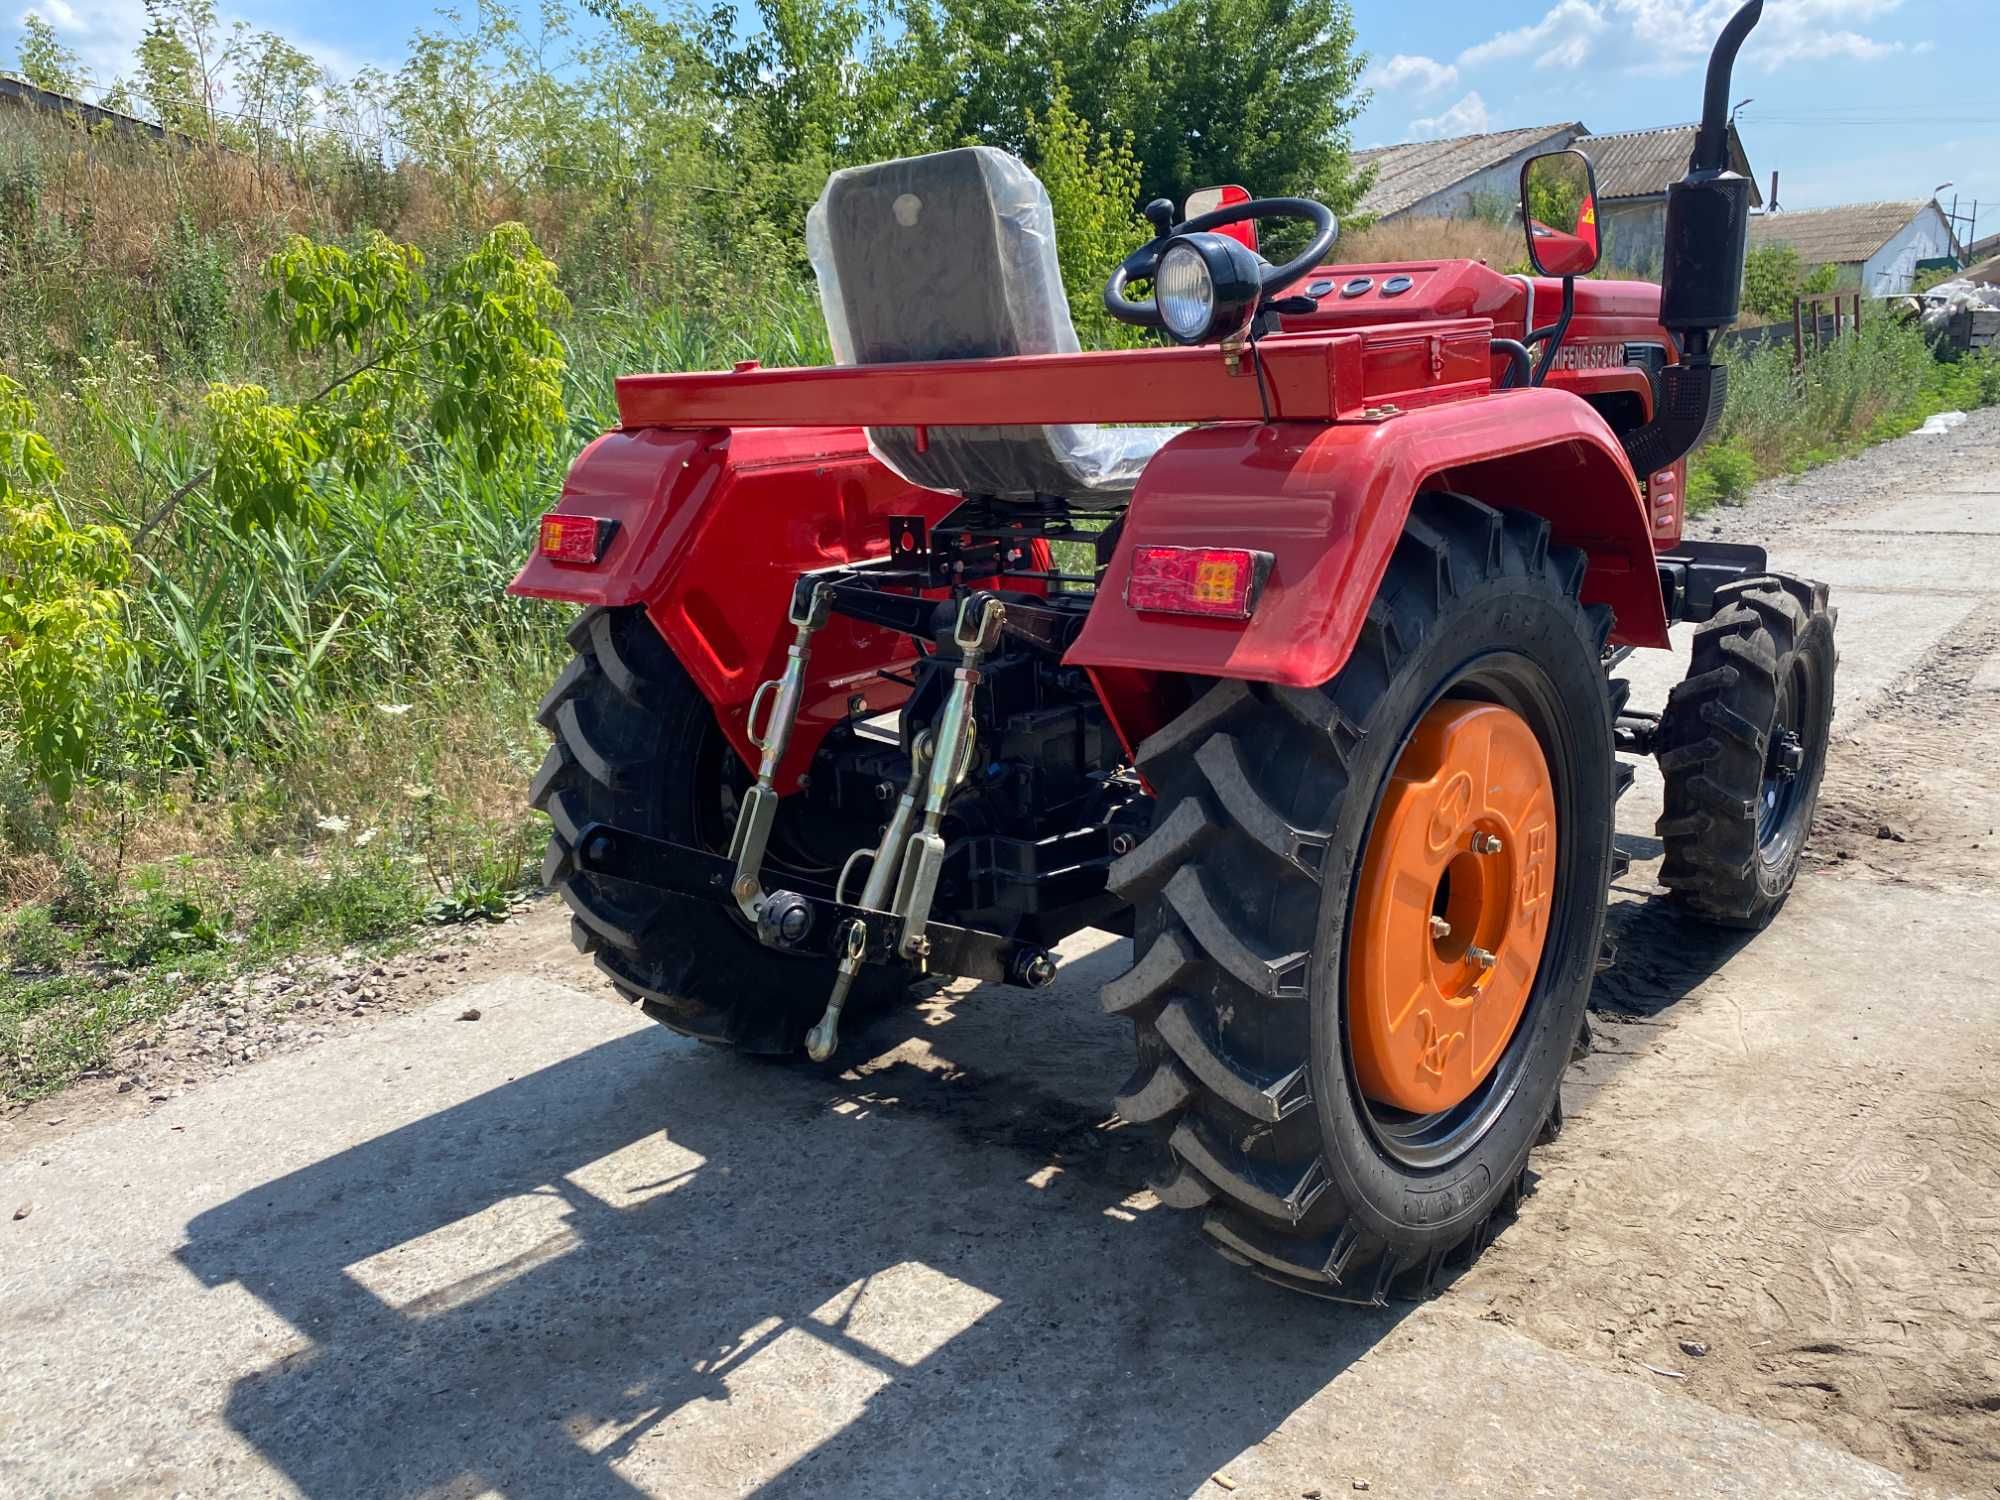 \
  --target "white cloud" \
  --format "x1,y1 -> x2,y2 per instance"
1455,0 -> 1909,80
15,0 -> 374,100
1411,91 -> 1493,140
1362,53 -> 1460,98
1458,0 -> 1608,71
18,0 -> 148,89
